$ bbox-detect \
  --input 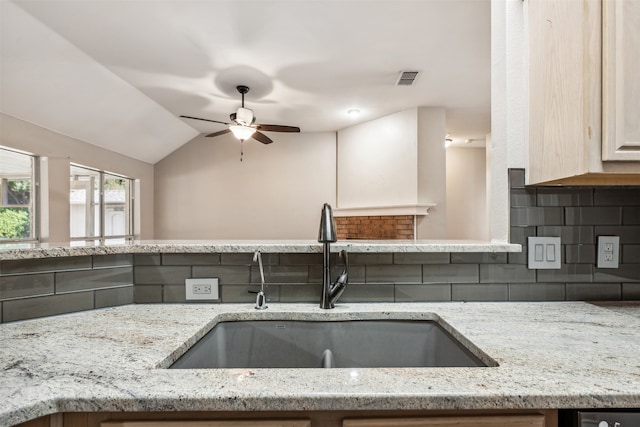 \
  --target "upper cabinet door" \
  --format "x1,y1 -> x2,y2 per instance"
602,0 -> 640,160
